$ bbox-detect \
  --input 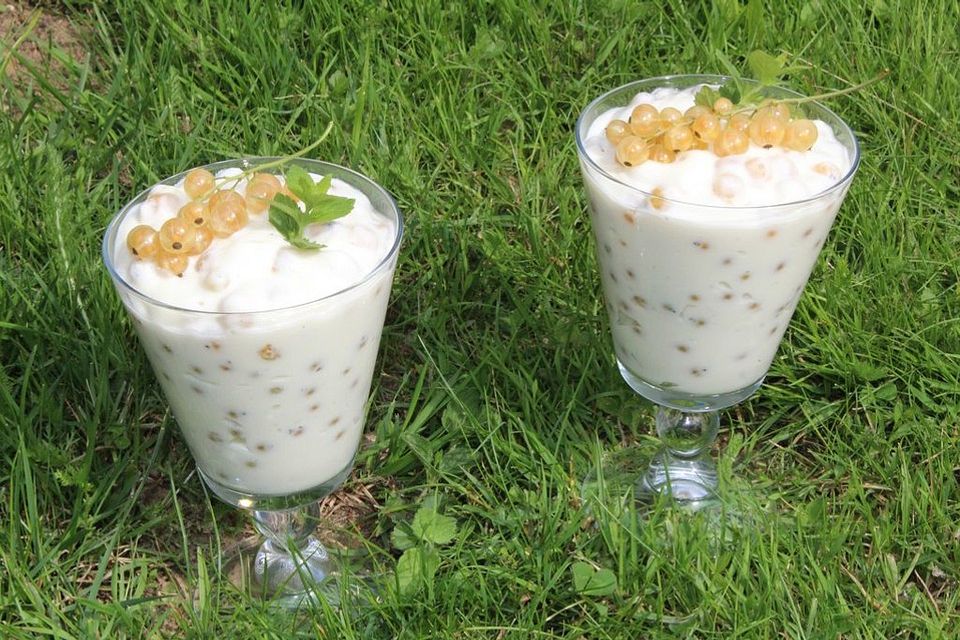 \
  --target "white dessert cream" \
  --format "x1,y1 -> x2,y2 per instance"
579,84 -> 855,397
106,164 -> 400,496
